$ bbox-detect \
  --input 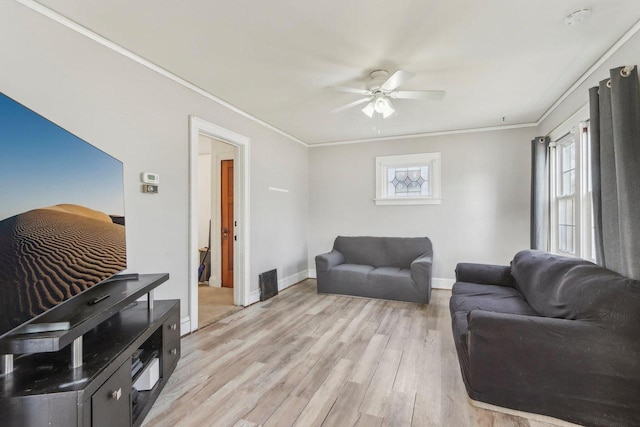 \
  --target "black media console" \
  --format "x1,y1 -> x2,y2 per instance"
0,273 -> 180,427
